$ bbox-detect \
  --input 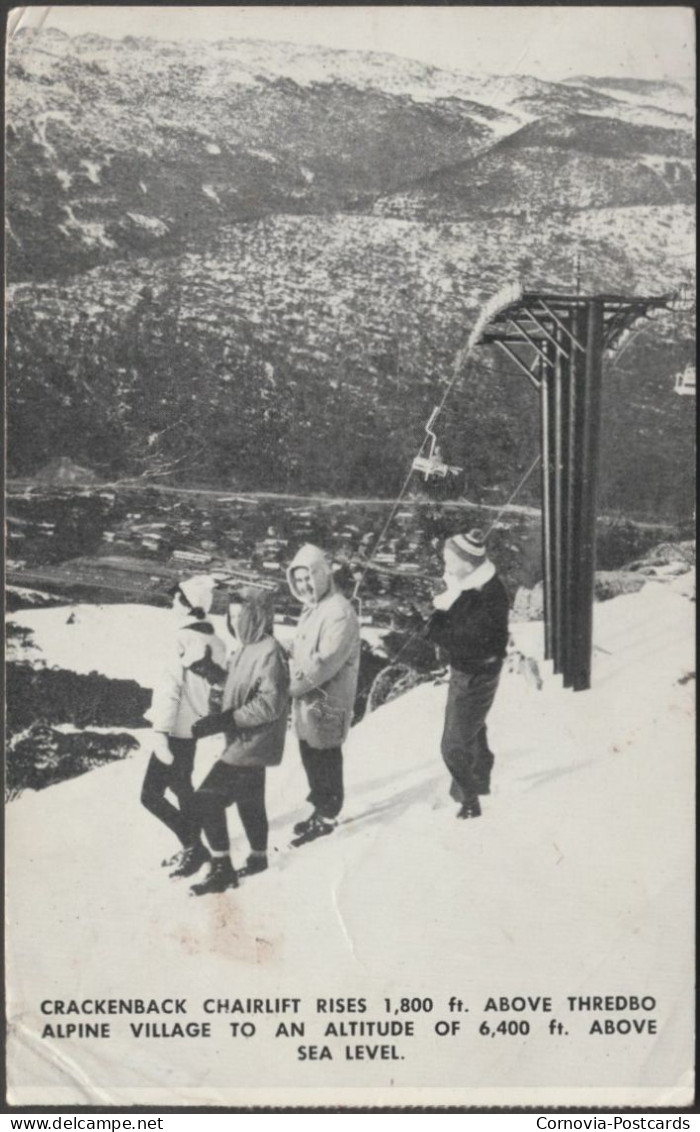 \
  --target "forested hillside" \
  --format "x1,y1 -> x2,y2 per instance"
6,29 -> 695,515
